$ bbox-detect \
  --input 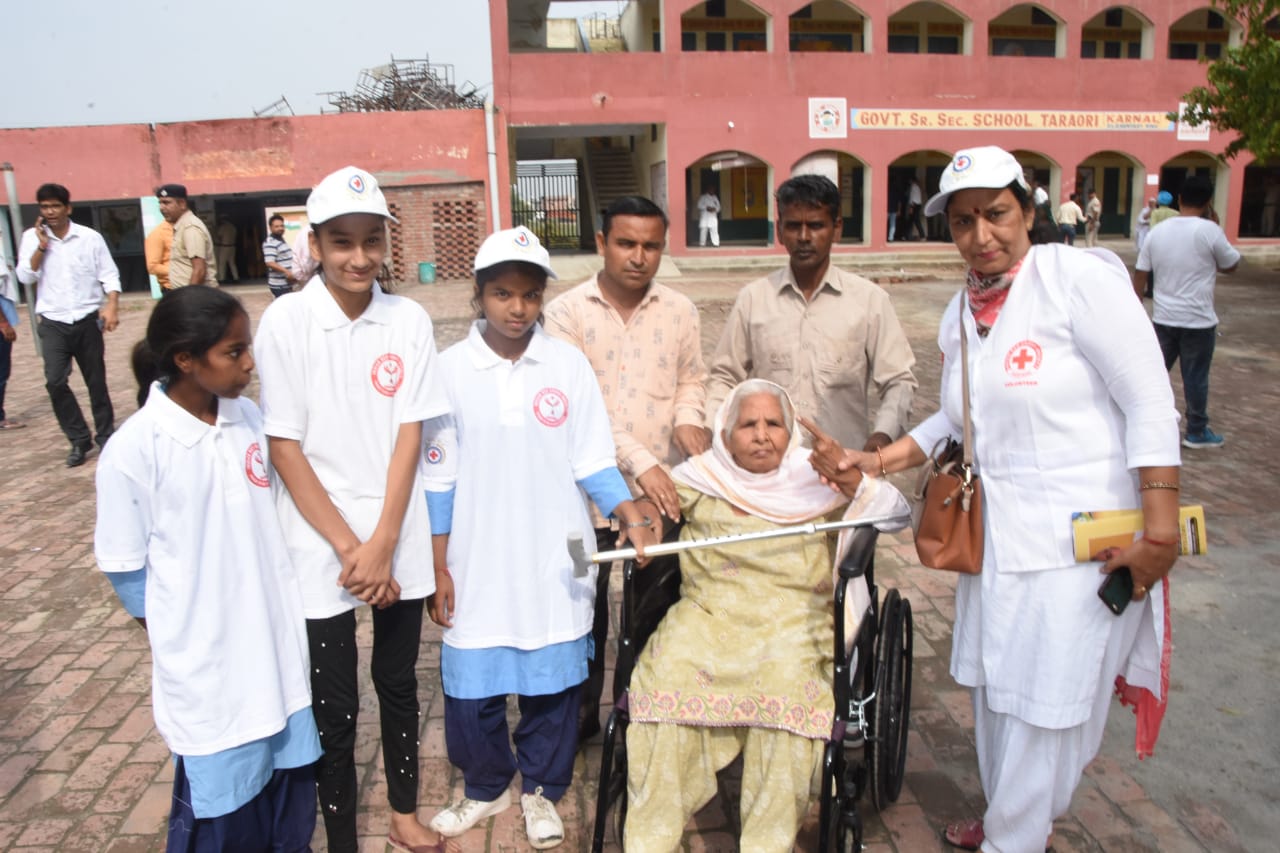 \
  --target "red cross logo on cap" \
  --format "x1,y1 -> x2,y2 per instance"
514,230 -> 531,248
348,174 -> 365,193
953,154 -> 972,172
